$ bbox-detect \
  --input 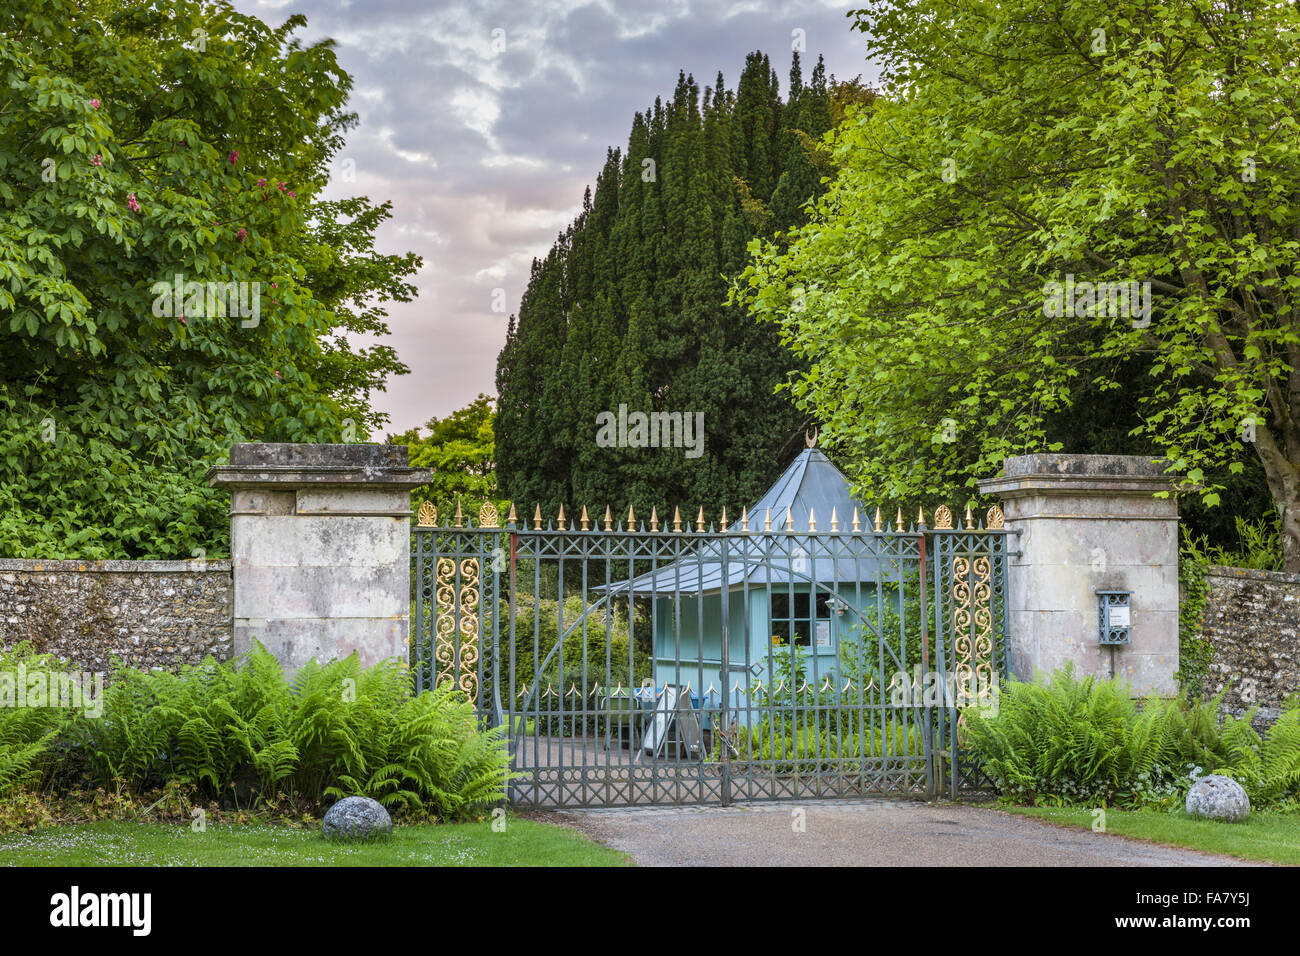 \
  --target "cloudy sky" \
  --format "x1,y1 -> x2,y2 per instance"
234,0 -> 878,437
